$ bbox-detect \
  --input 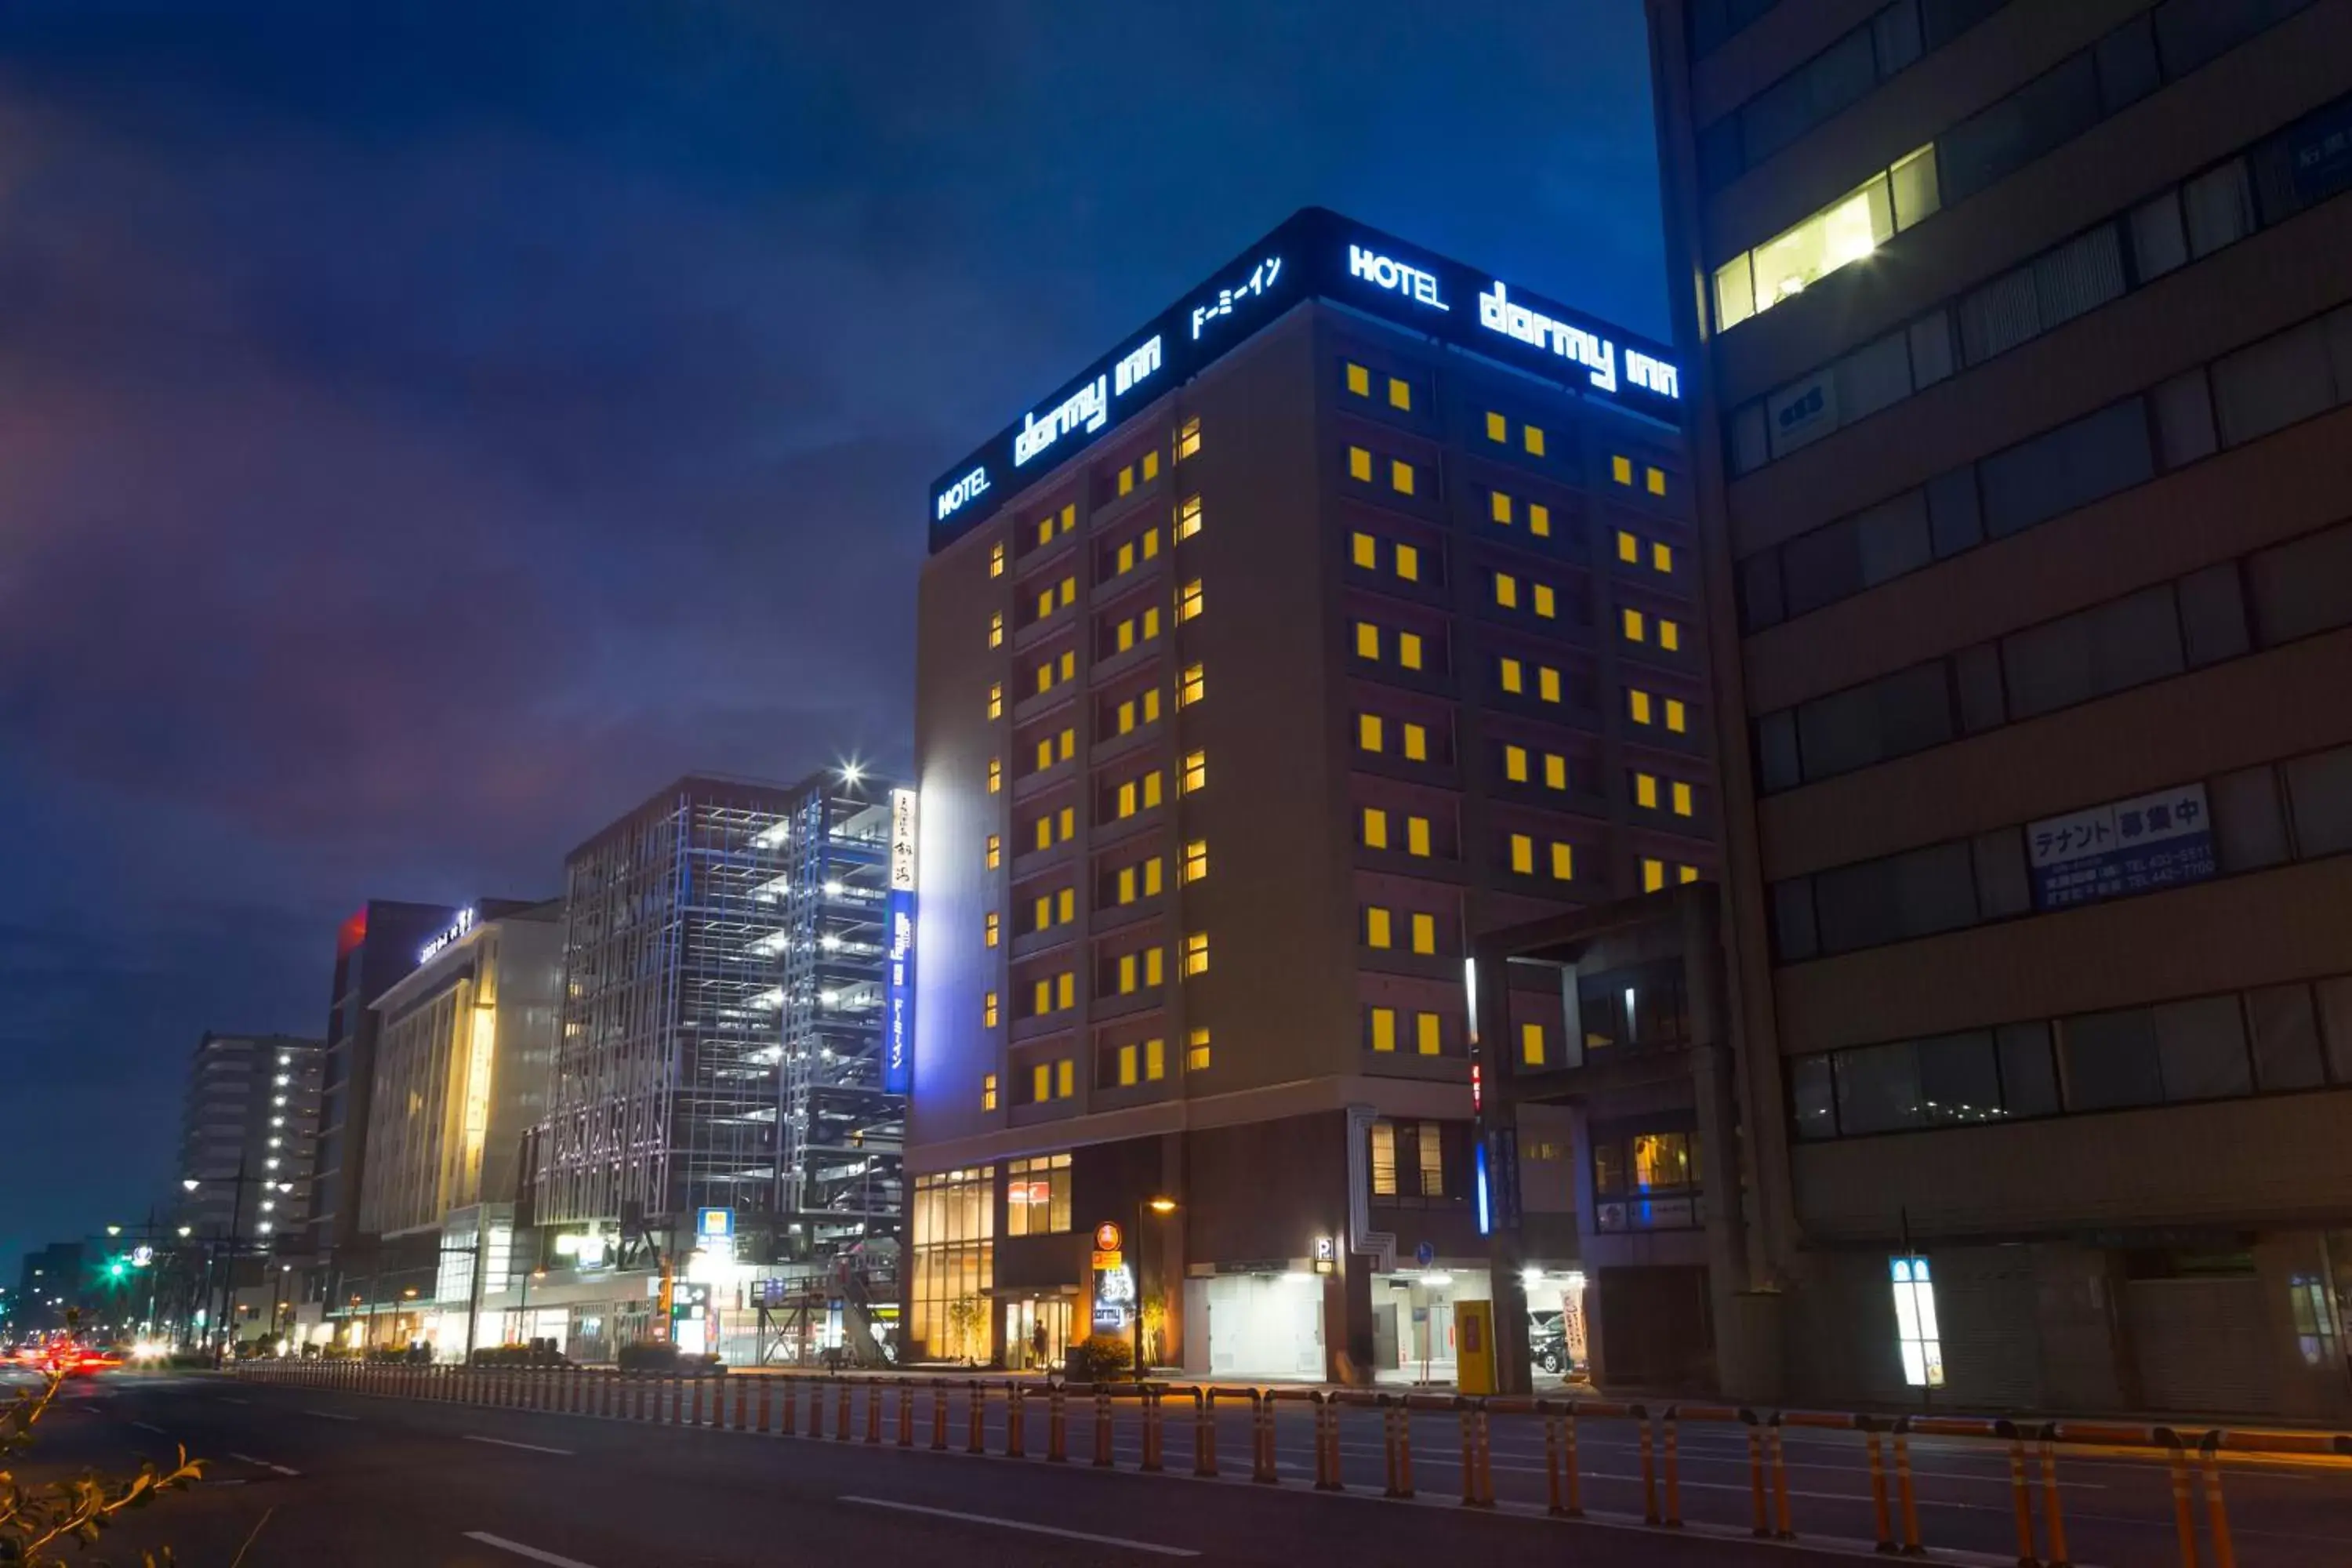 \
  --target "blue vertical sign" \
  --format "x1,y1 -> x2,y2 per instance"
884,789 -> 919,1095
